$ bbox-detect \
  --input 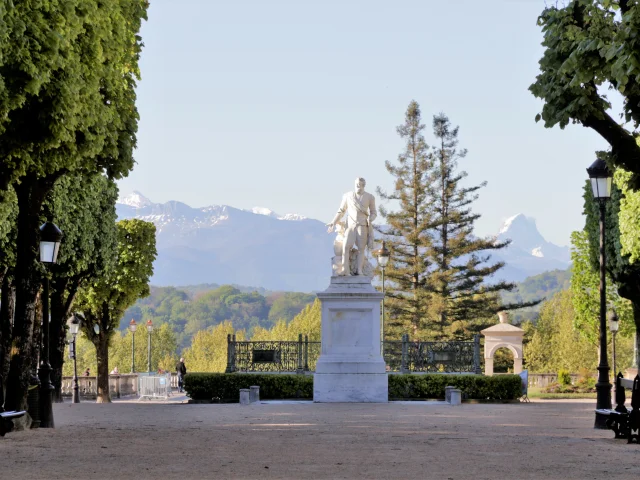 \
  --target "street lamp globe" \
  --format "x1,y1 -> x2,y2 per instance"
129,319 -> 137,333
609,310 -> 620,333
66,313 -> 82,404
374,241 -> 390,268
68,314 -> 81,335
39,222 -> 63,264
146,319 -> 153,333
586,158 -> 613,200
